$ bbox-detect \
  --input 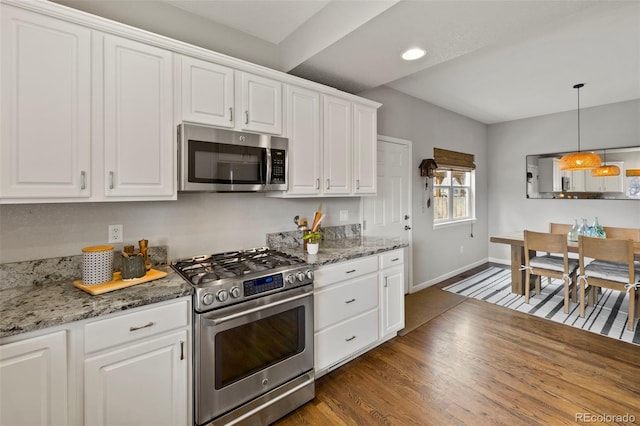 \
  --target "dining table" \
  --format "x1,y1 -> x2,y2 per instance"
490,231 -> 640,295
